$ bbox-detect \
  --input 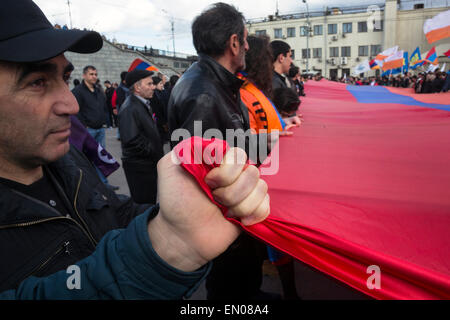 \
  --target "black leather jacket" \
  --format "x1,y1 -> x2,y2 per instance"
0,146 -> 149,292
118,95 -> 164,164
168,54 -> 250,144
